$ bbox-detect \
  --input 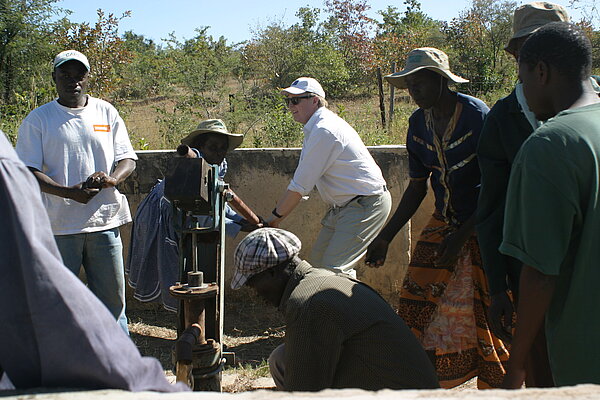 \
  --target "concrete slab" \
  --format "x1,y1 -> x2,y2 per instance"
2,385 -> 600,400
